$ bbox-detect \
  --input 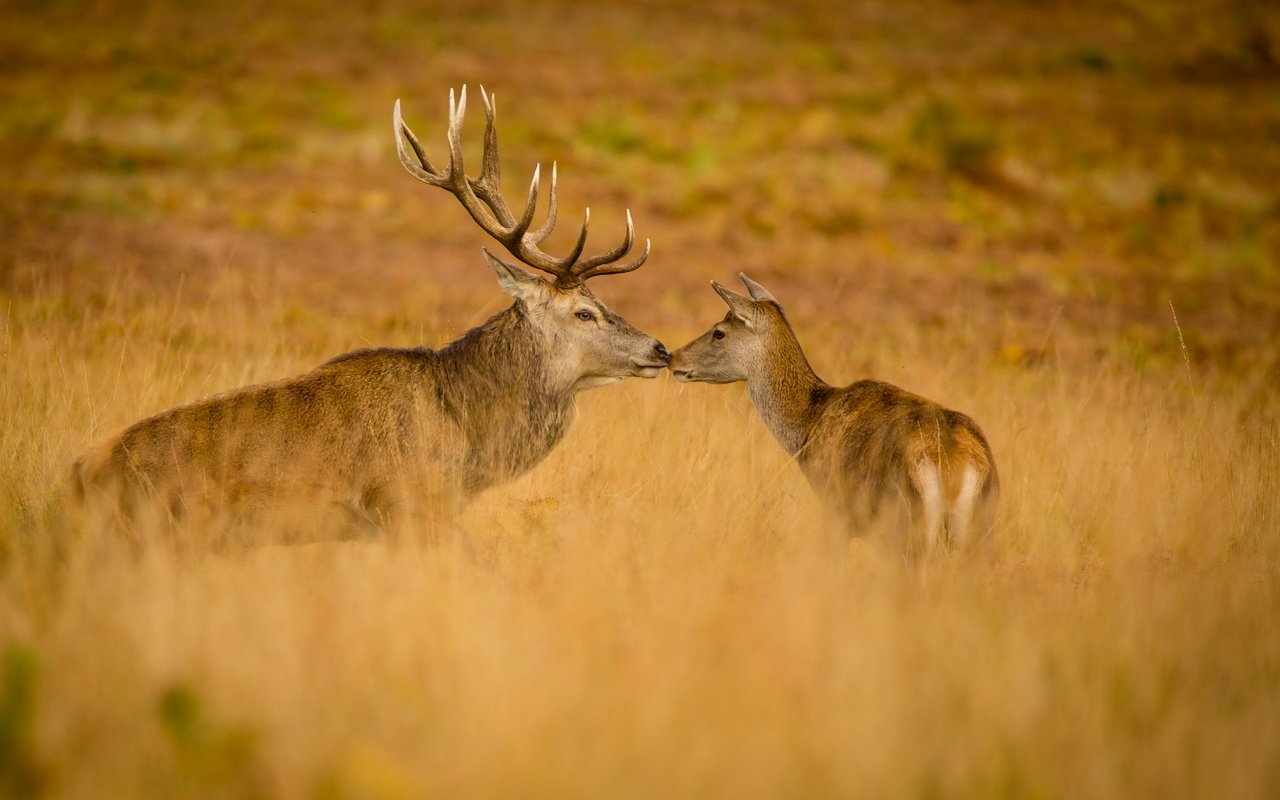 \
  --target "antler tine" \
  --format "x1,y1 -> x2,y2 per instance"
477,86 -> 502,195
571,208 -> 637,274
469,89 -> 539,249
527,161 -> 591,284
511,164 -> 541,241
393,99 -> 447,187
545,207 -> 592,287
529,161 -> 560,244
445,86 -> 467,188
577,235 -> 651,280
440,86 -> 511,236
560,206 -> 591,270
